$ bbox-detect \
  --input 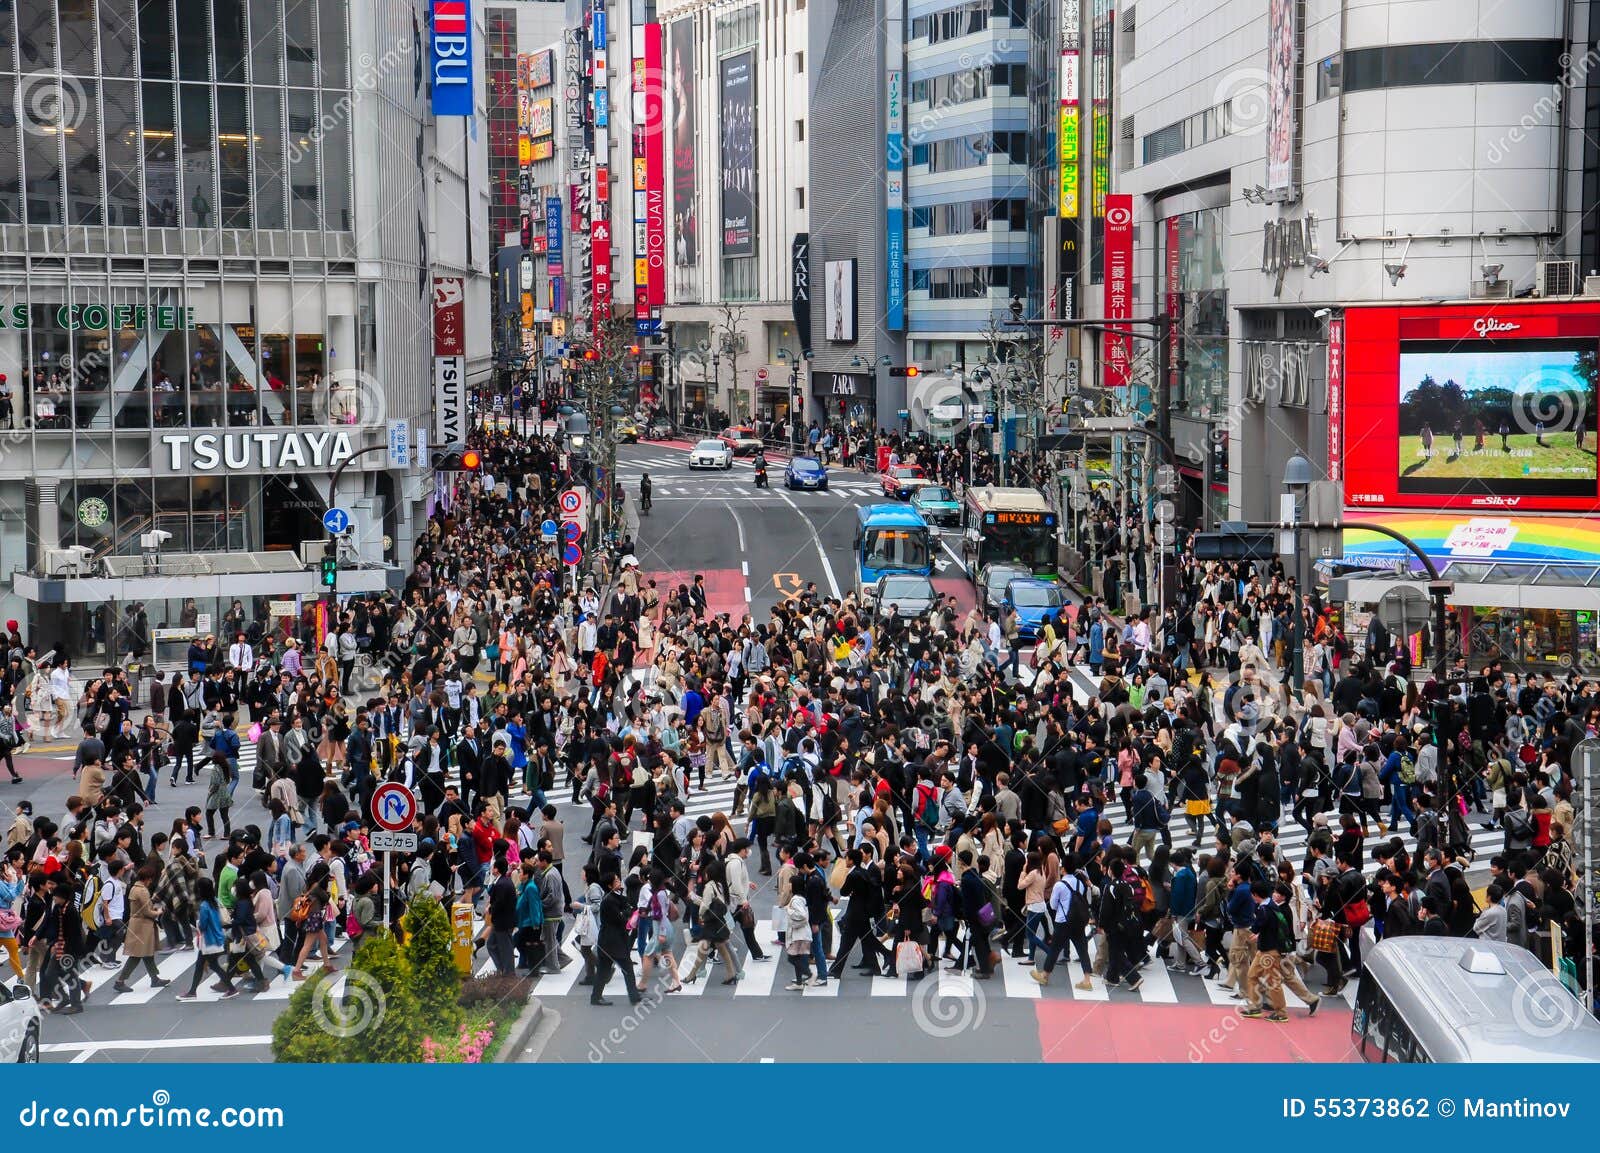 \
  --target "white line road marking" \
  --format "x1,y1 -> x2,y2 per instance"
42,1035 -> 275,1055
744,586 -> 752,603
729,507 -> 748,552
741,561 -> 749,576
936,535 -> 967,577
774,489 -> 841,599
